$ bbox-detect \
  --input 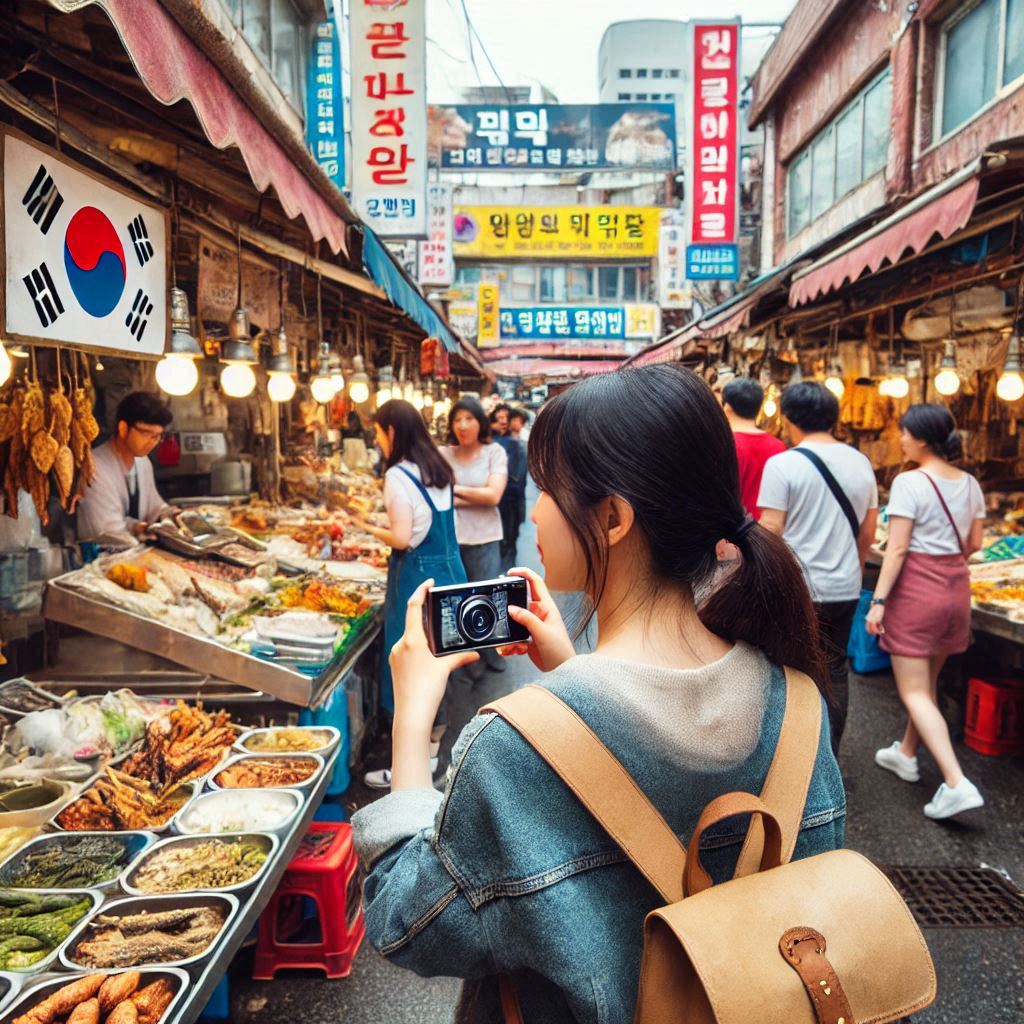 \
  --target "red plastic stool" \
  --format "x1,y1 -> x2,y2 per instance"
964,677 -> 1024,756
253,822 -> 365,979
